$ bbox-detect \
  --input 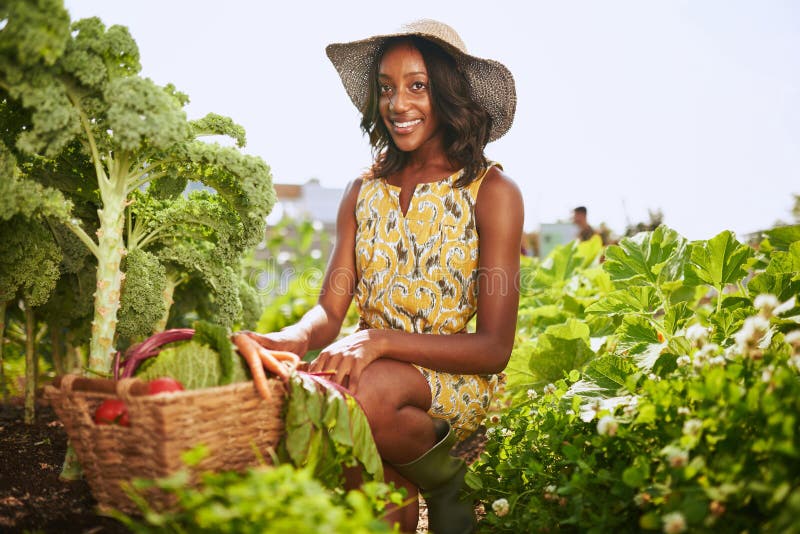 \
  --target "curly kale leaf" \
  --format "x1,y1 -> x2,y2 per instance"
117,248 -> 167,339
0,0 -> 71,67
0,215 -> 61,305
105,76 -> 188,152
